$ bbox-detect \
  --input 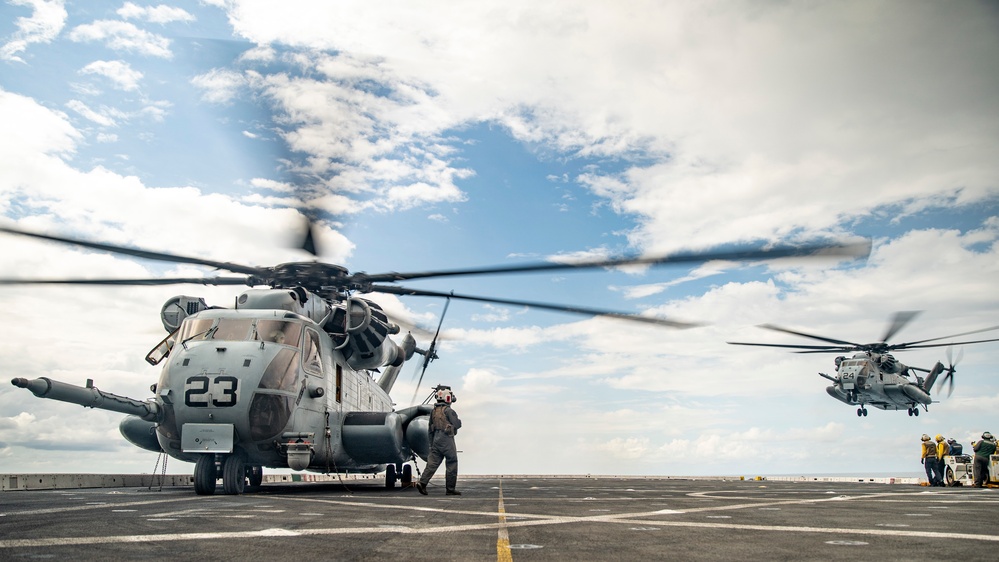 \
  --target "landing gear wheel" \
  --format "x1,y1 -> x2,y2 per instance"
907,408 -> 913,416
222,453 -> 246,495
401,463 -> 413,487
913,408 -> 919,417
385,463 -> 397,489
194,455 -> 217,496
857,408 -> 863,417
862,408 -> 868,416
248,465 -> 263,489
946,467 -> 955,487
